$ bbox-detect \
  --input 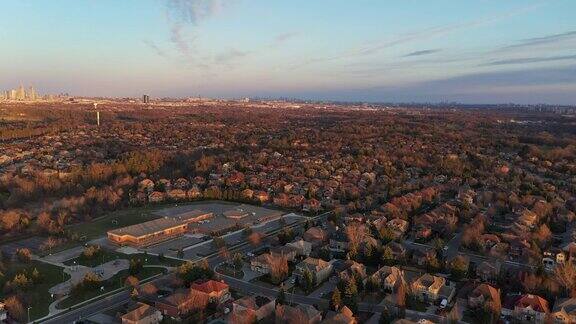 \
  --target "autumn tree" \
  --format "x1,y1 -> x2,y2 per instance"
266,254 -> 289,284
555,262 -> 576,297
125,275 -> 140,287
4,295 -> 25,322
